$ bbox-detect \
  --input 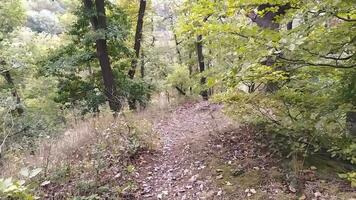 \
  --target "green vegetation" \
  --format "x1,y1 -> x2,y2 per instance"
0,0 -> 355,199
177,0 -> 355,184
